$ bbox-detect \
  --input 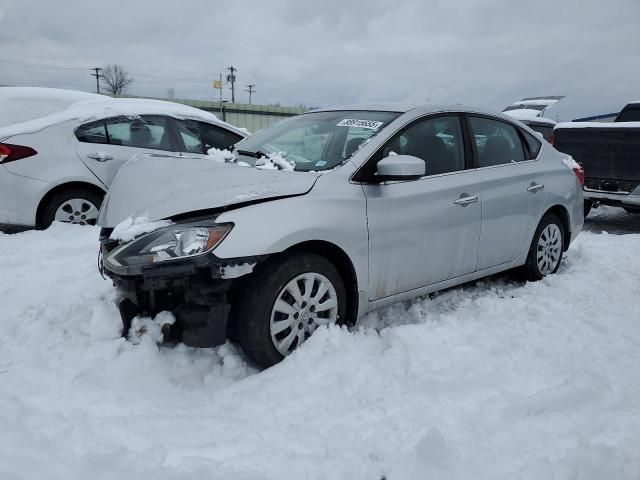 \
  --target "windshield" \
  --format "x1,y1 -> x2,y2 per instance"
232,110 -> 400,171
